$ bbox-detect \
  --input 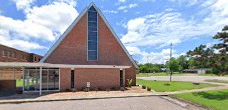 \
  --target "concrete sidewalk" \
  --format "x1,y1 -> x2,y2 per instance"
0,85 -> 228,104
